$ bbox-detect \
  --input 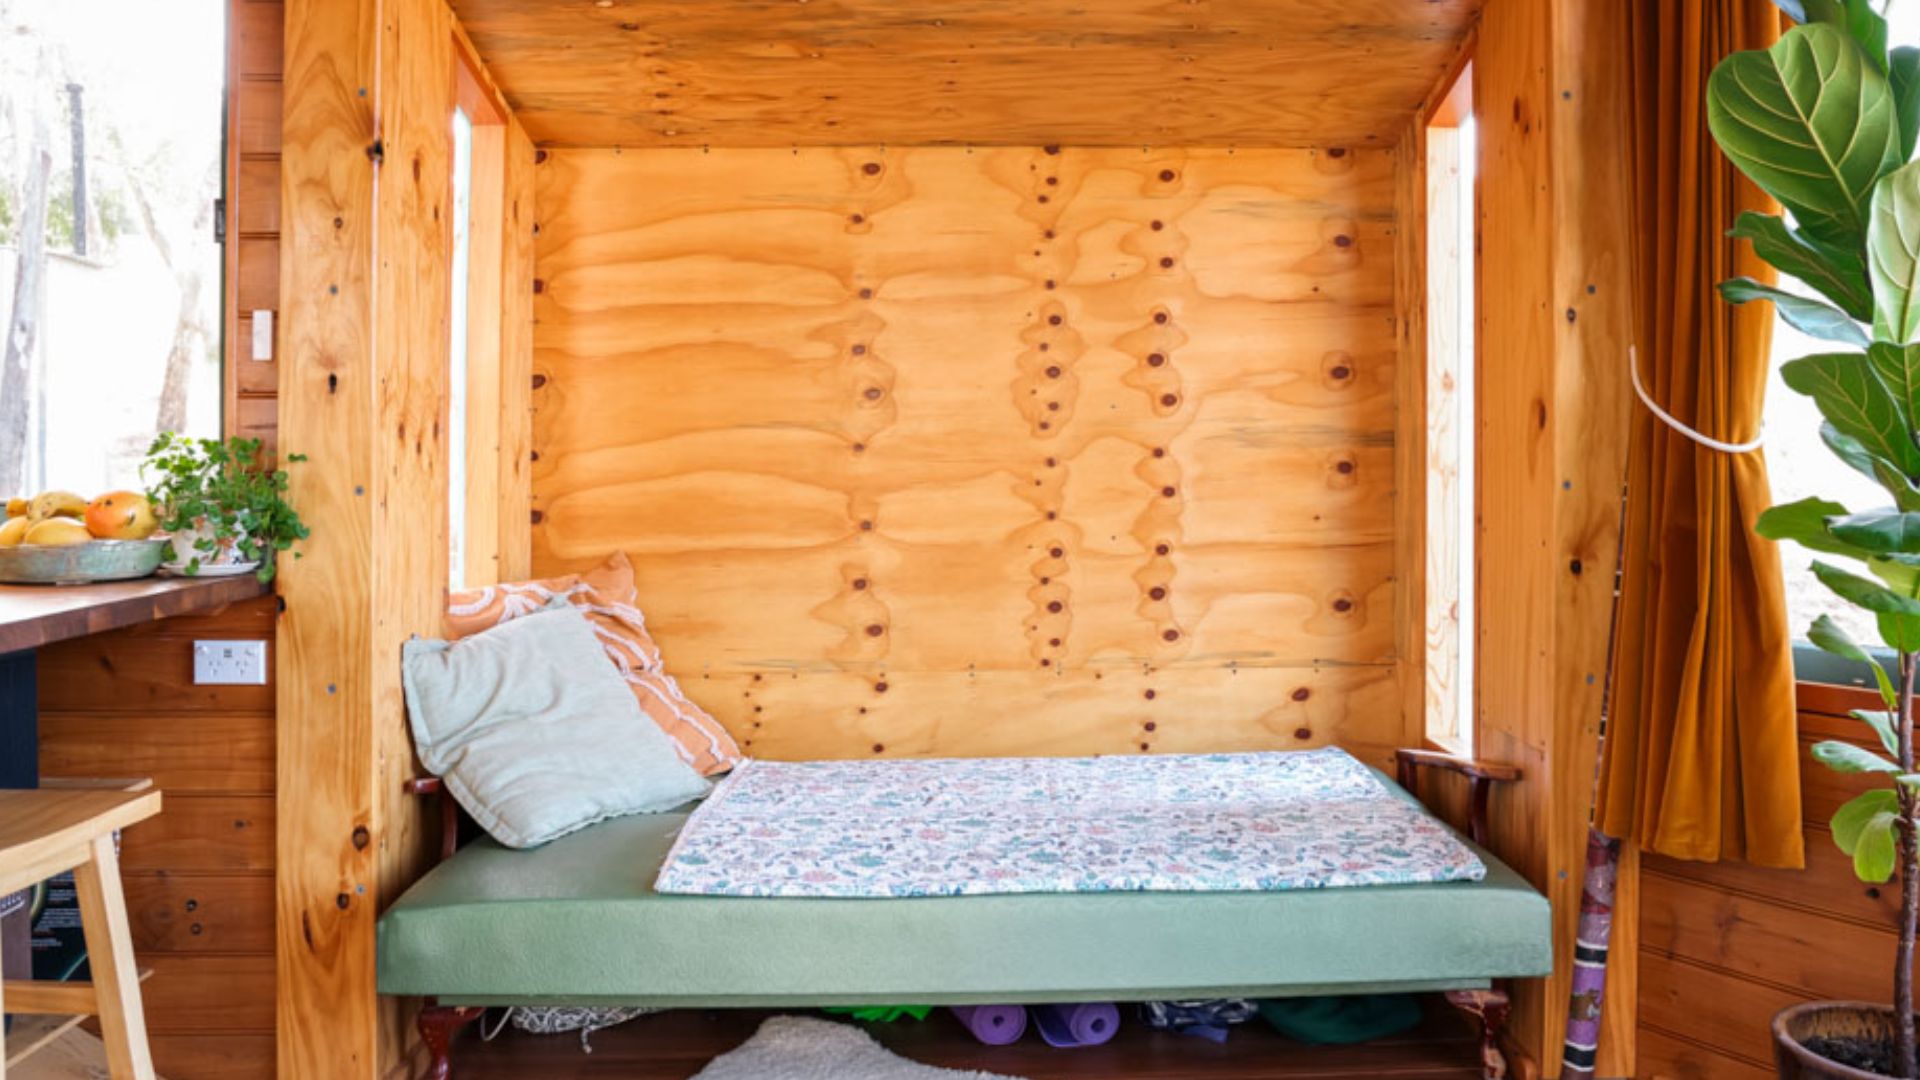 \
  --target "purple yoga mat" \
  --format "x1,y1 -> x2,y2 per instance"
1031,1003 -> 1119,1048
950,1005 -> 1028,1046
